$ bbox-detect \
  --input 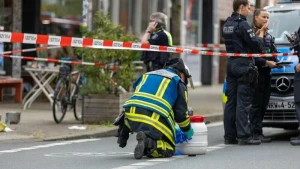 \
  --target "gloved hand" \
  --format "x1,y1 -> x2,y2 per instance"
184,127 -> 194,140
